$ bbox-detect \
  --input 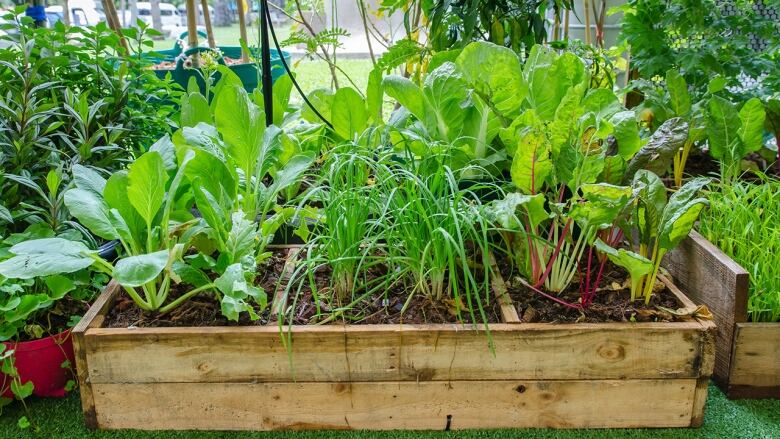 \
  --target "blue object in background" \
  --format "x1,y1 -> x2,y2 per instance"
25,5 -> 47,23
